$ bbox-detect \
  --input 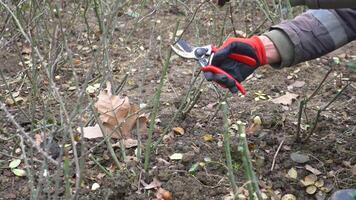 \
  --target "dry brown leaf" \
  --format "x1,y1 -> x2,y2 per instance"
112,139 -> 138,148
315,179 -> 324,188
287,167 -> 298,179
155,188 -> 171,200
94,82 -> 143,139
281,194 -> 296,200
81,124 -> 103,139
162,132 -> 174,144
301,174 -> 318,186
202,134 -> 214,142
142,178 -> 161,190
287,81 -> 305,90
271,92 -> 299,106
34,134 -> 43,146
352,164 -> 356,176
172,127 -> 184,135
22,46 -> 32,54
306,185 -> 317,194
305,164 -> 322,175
